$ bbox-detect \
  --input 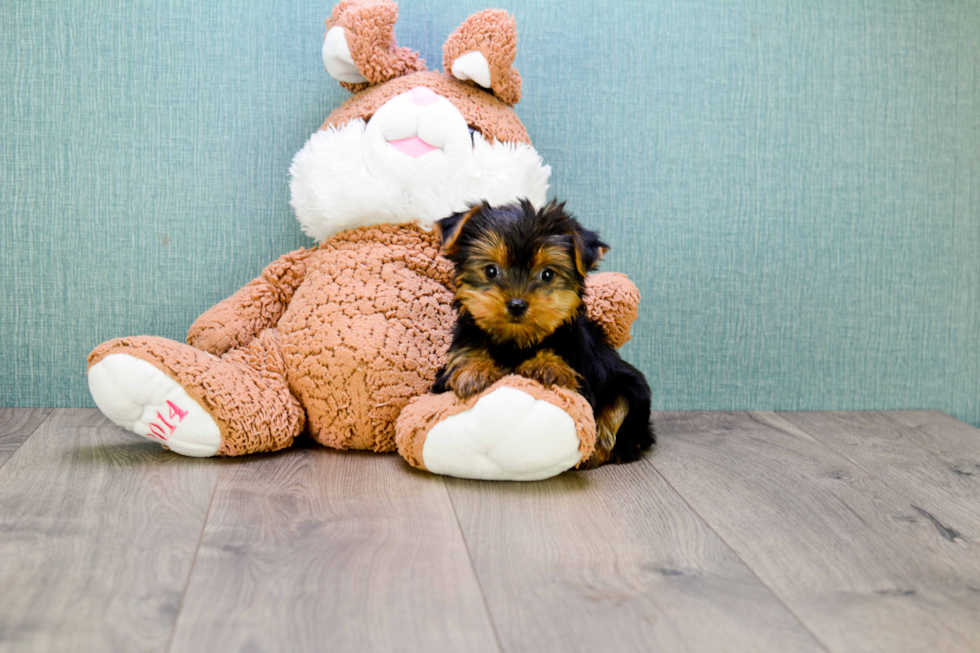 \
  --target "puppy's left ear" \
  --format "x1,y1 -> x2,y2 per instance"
573,227 -> 609,277
437,203 -> 486,256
